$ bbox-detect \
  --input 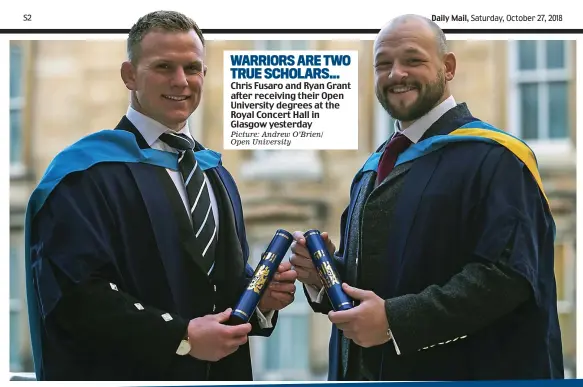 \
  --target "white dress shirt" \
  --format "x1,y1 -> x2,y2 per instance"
125,106 -> 274,327
126,107 -> 220,231
304,96 -> 458,351
394,95 -> 457,143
